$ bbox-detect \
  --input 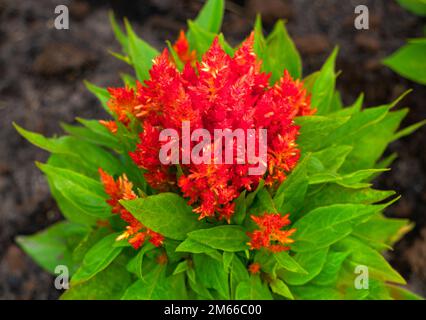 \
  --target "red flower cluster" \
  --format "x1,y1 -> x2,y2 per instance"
247,213 -> 296,252
101,32 -> 314,222
173,30 -> 197,65
248,262 -> 261,274
98,168 -> 164,249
